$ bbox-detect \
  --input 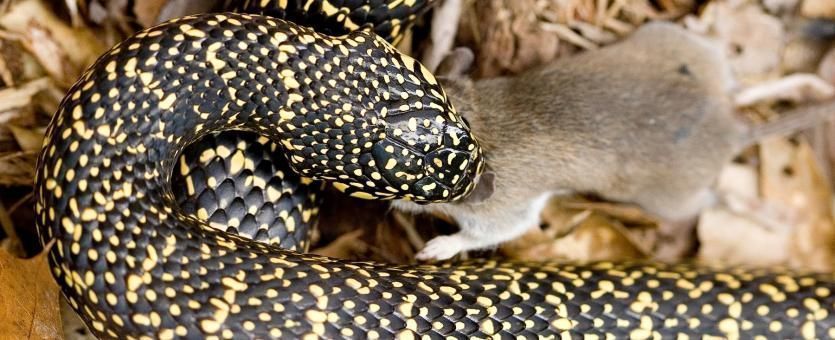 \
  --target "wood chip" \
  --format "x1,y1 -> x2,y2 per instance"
0,0 -> 105,85
8,125 -> 44,152
0,151 -> 37,186
734,73 -> 835,106
0,78 -> 52,114
760,137 -> 835,271
801,0 -> 835,19
540,22 -> 598,50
